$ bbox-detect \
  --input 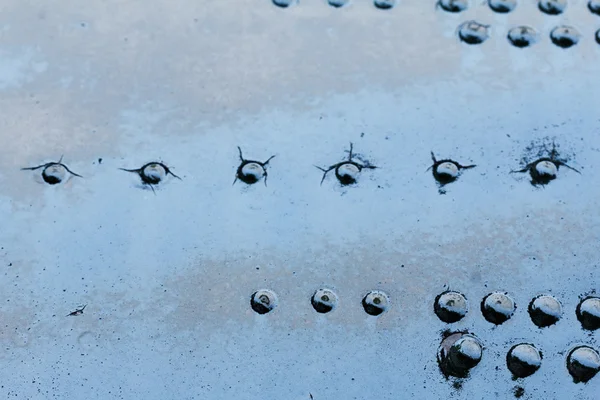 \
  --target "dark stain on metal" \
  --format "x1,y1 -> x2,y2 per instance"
507,26 -> 538,48
437,0 -> 468,13
458,21 -> 490,45
429,152 -> 475,194
234,147 -> 275,186
488,0 -> 516,13
513,386 -> 525,398
317,143 -> 376,186
528,295 -> 562,328
120,162 -> 181,192
506,344 -> 542,378
481,292 -> 516,325
434,291 -> 468,323
21,156 -> 83,185
67,304 -> 87,317
550,26 -> 580,48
